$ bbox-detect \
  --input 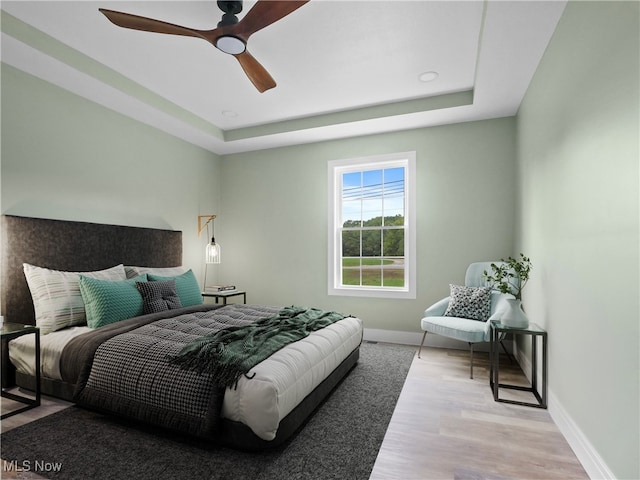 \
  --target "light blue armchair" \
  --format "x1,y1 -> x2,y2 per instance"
418,262 -> 513,379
